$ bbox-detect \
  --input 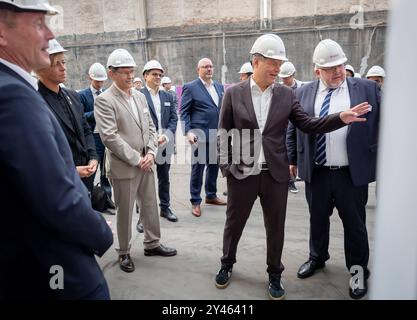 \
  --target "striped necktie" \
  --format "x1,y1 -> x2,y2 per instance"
315,88 -> 335,165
